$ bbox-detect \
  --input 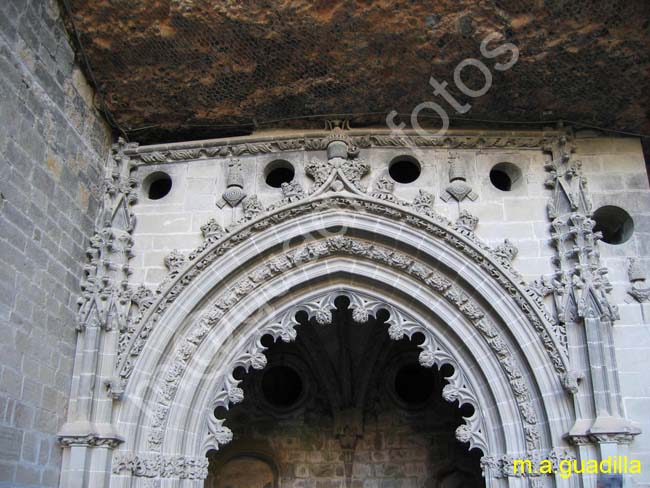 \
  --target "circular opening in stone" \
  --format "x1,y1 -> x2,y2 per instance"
145,171 -> 172,200
262,365 -> 303,408
394,363 -> 436,405
265,160 -> 295,188
592,206 -> 634,245
389,156 -> 421,183
489,162 -> 522,192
